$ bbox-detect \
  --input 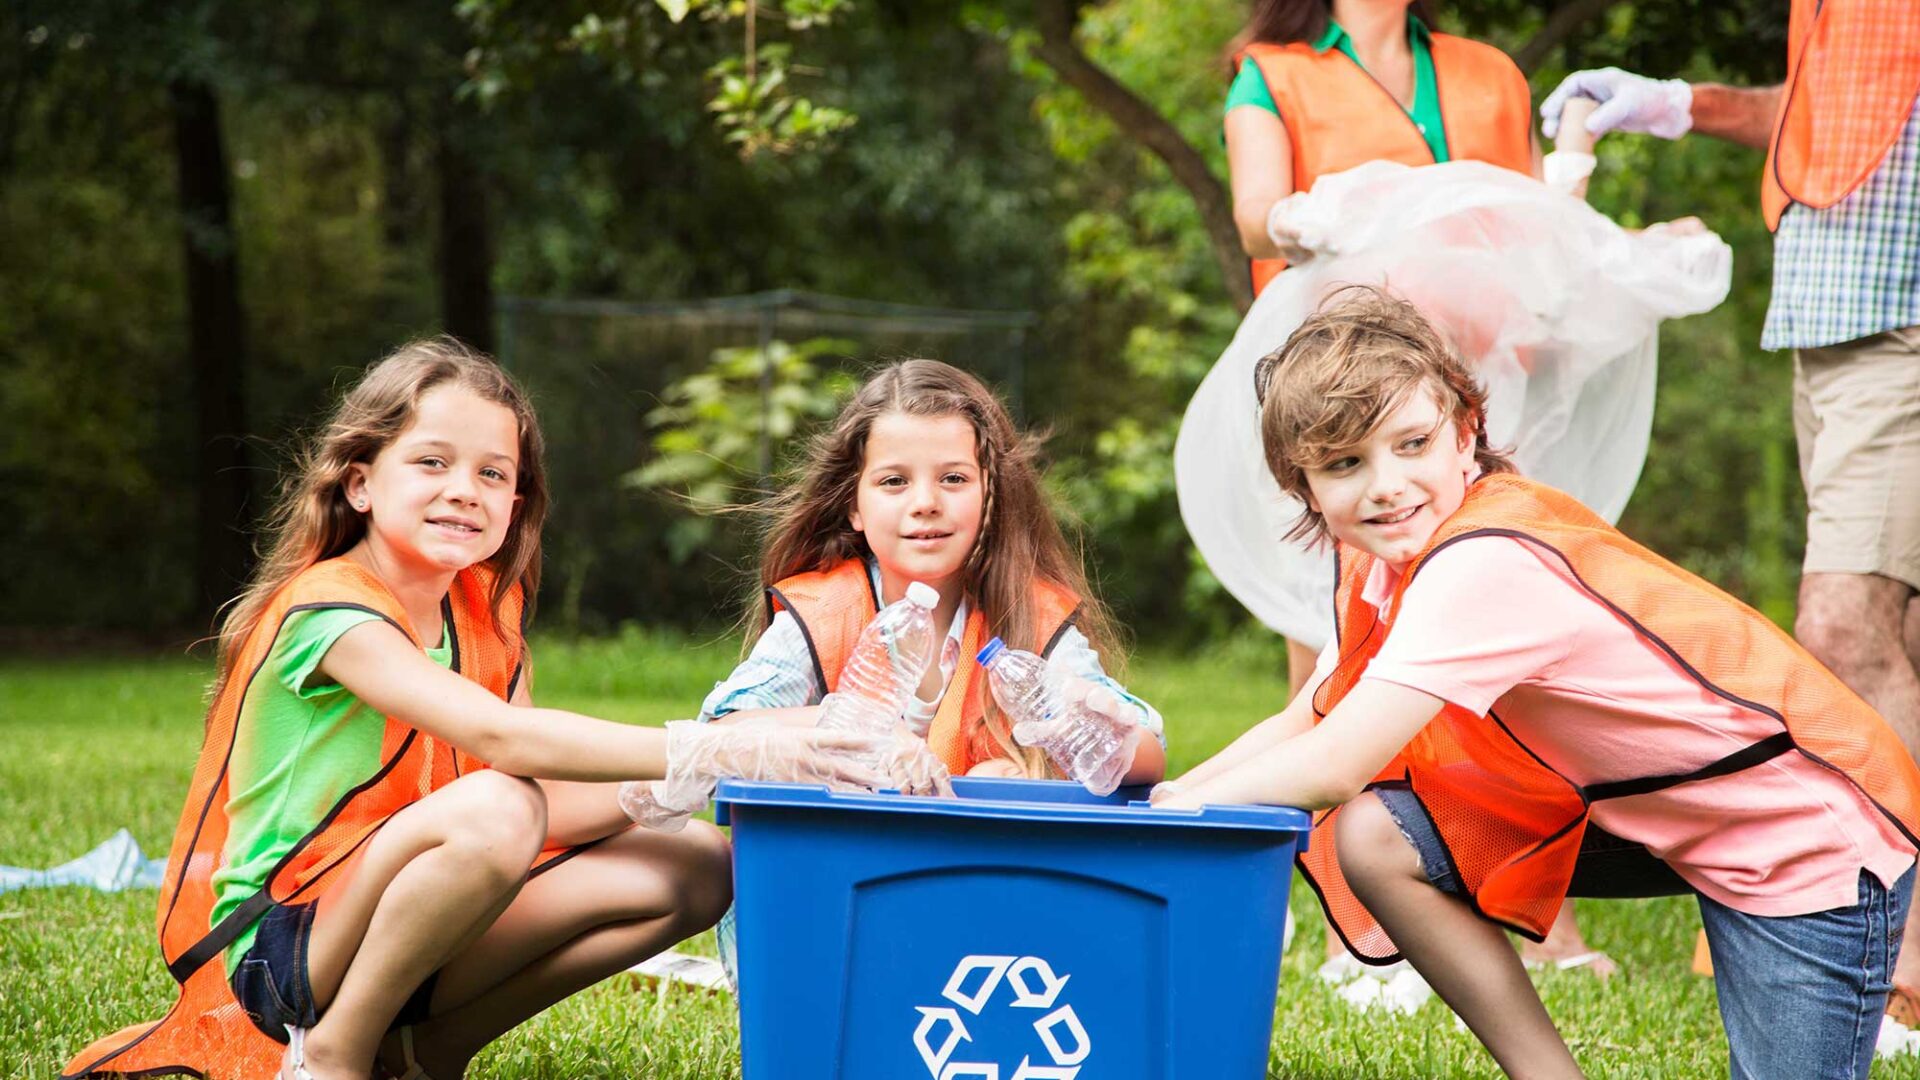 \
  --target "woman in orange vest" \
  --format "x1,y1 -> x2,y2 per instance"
1221,0 -> 1621,981
1160,286 -> 1920,1078
63,340 -> 934,1080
